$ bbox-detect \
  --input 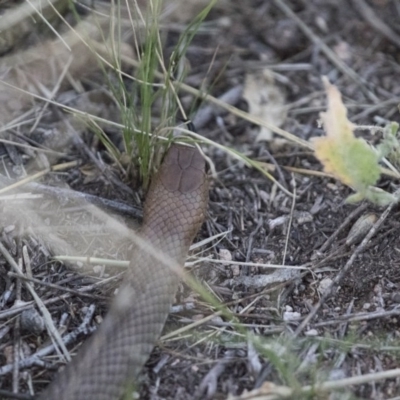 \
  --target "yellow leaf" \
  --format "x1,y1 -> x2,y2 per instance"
312,77 -> 380,191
